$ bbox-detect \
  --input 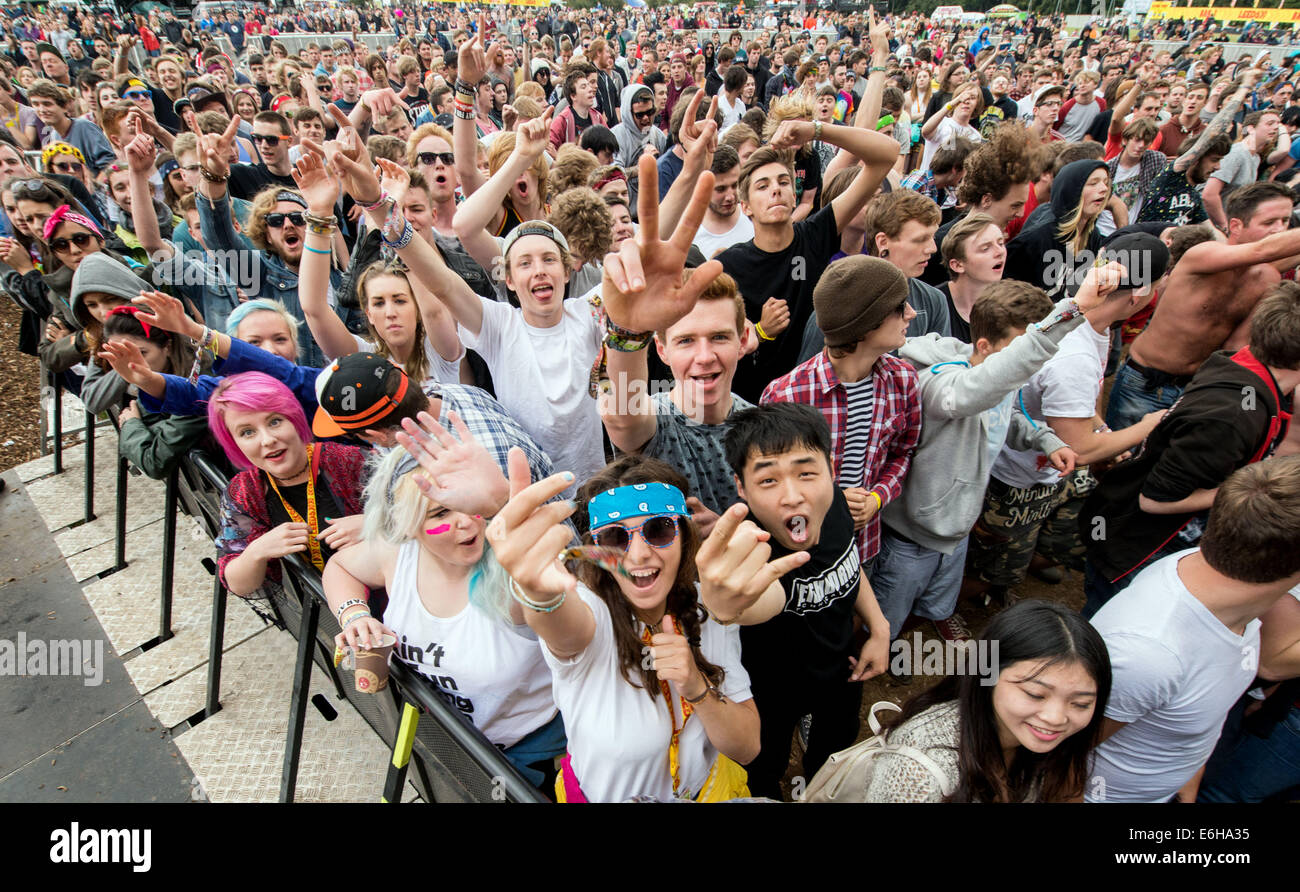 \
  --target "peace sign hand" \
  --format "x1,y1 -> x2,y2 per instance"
600,150 -> 723,335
